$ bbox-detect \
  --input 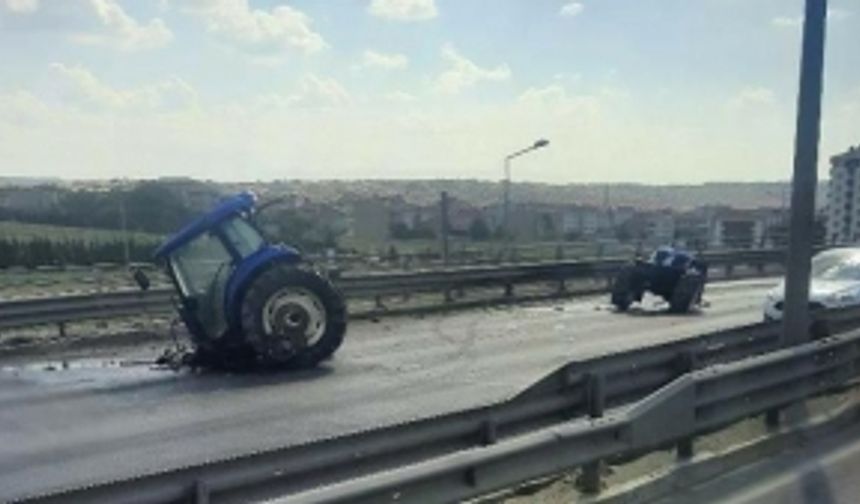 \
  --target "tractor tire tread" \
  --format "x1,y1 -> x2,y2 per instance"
241,263 -> 347,369
611,267 -> 636,312
669,272 -> 704,314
